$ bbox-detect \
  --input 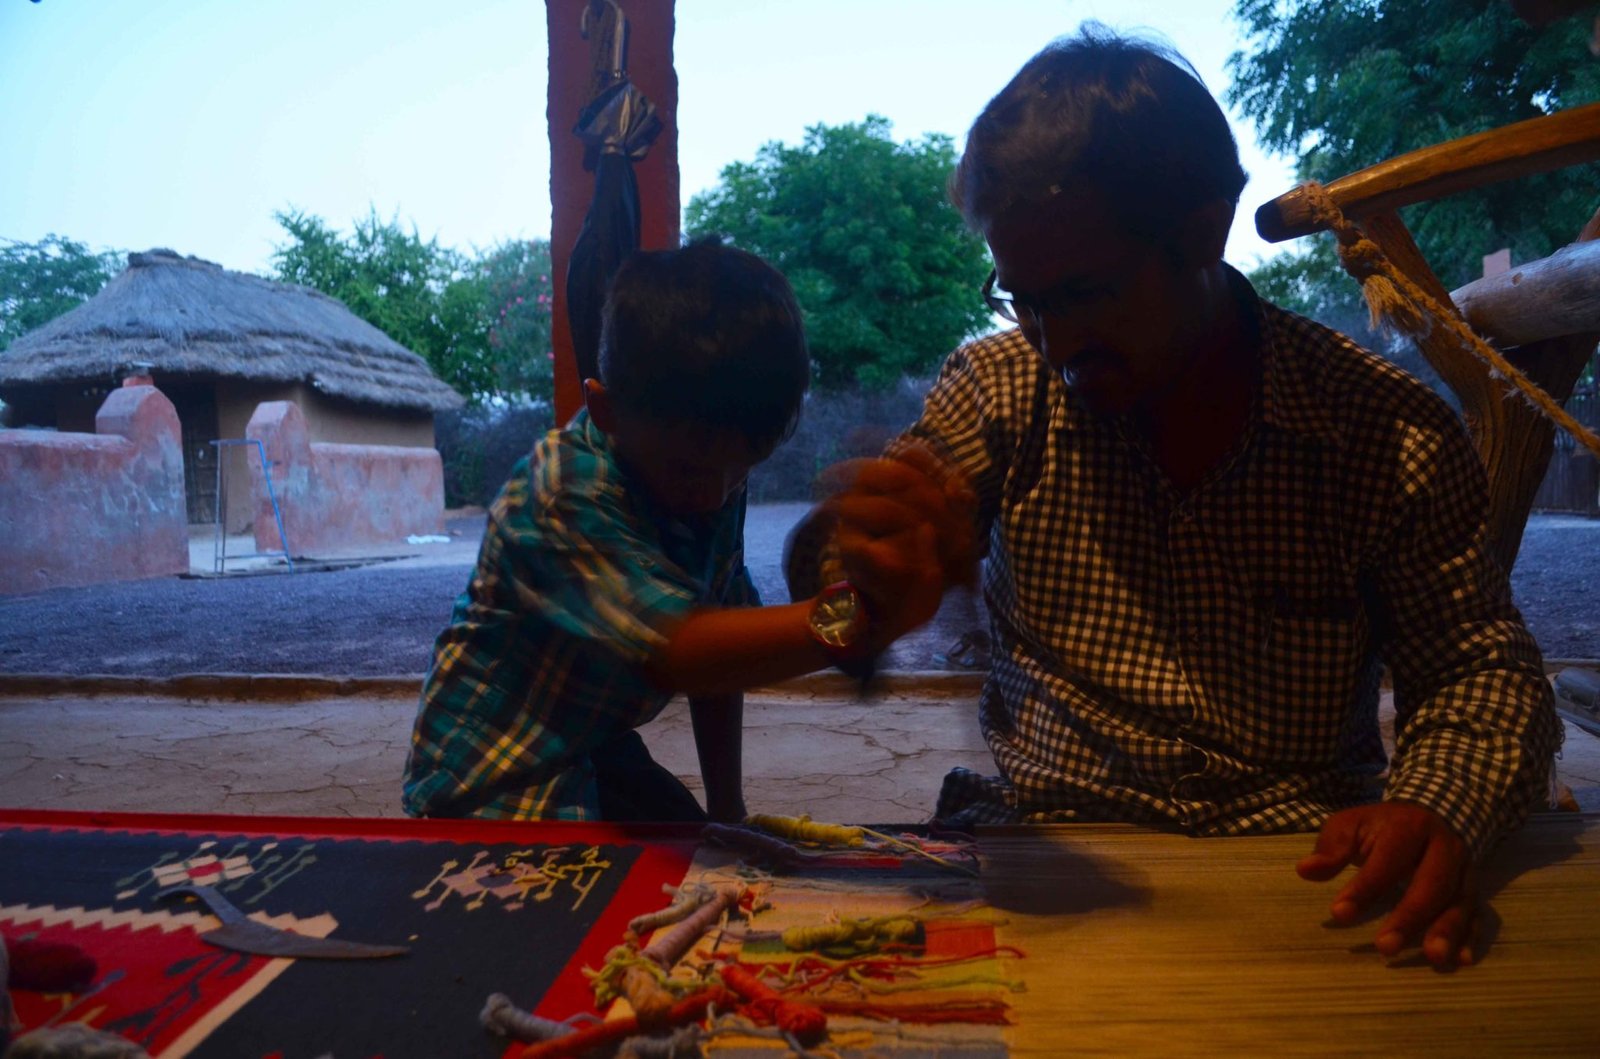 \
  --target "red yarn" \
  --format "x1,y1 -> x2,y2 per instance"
719,962 -> 828,1045
3,935 -> 97,993
515,987 -> 730,1059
